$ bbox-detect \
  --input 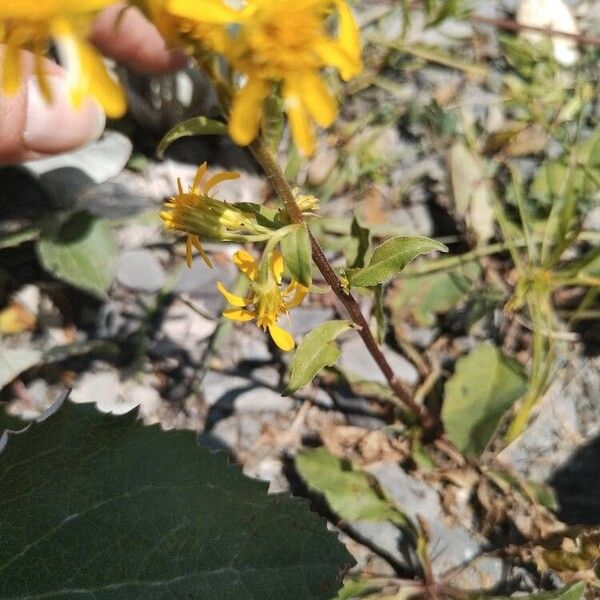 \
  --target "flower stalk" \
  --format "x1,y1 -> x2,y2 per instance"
248,138 -> 438,433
